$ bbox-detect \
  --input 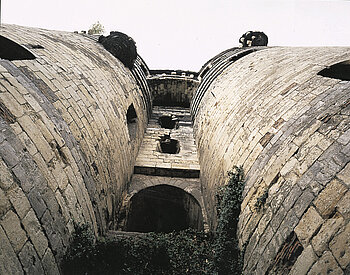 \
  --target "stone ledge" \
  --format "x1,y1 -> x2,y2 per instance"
134,165 -> 200,178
